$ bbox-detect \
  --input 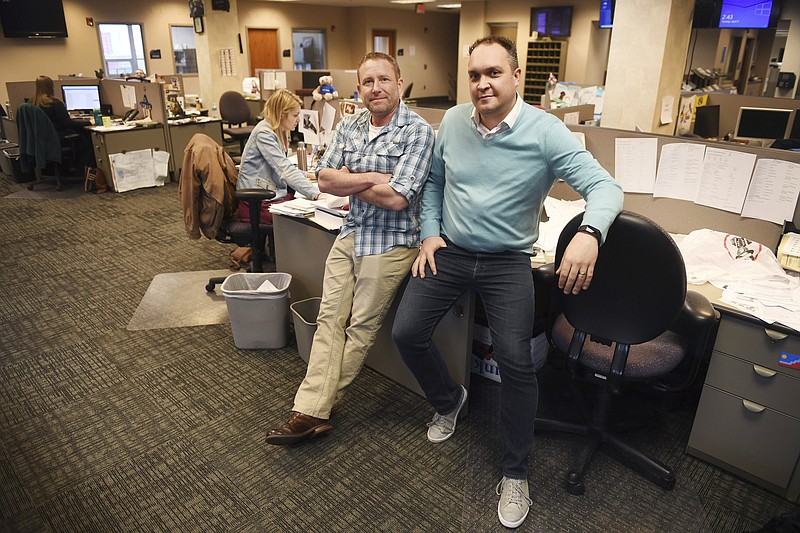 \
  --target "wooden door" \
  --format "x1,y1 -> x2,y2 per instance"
248,28 -> 279,76
372,30 -> 395,56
